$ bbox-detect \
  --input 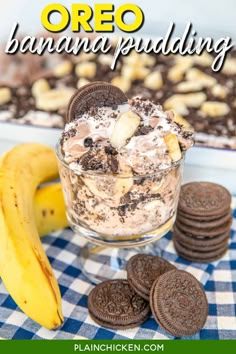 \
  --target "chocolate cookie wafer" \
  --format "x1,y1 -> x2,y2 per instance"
150,270 -> 208,337
177,208 -> 232,222
173,226 -> 230,251
126,254 -> 176,301
178,182 -> 231,218
66,82 -> 127,123
175,218 -> 232,238
177,210 -> 232,229
174,239 -> 228,263
88,279 -> 150,330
